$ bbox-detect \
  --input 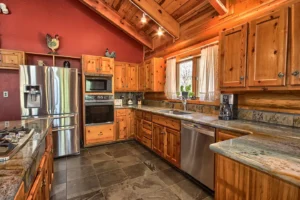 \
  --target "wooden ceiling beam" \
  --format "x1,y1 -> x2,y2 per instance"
130,0 -> 180,38
208,0 -> 228,15
79,0 -> 153,49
